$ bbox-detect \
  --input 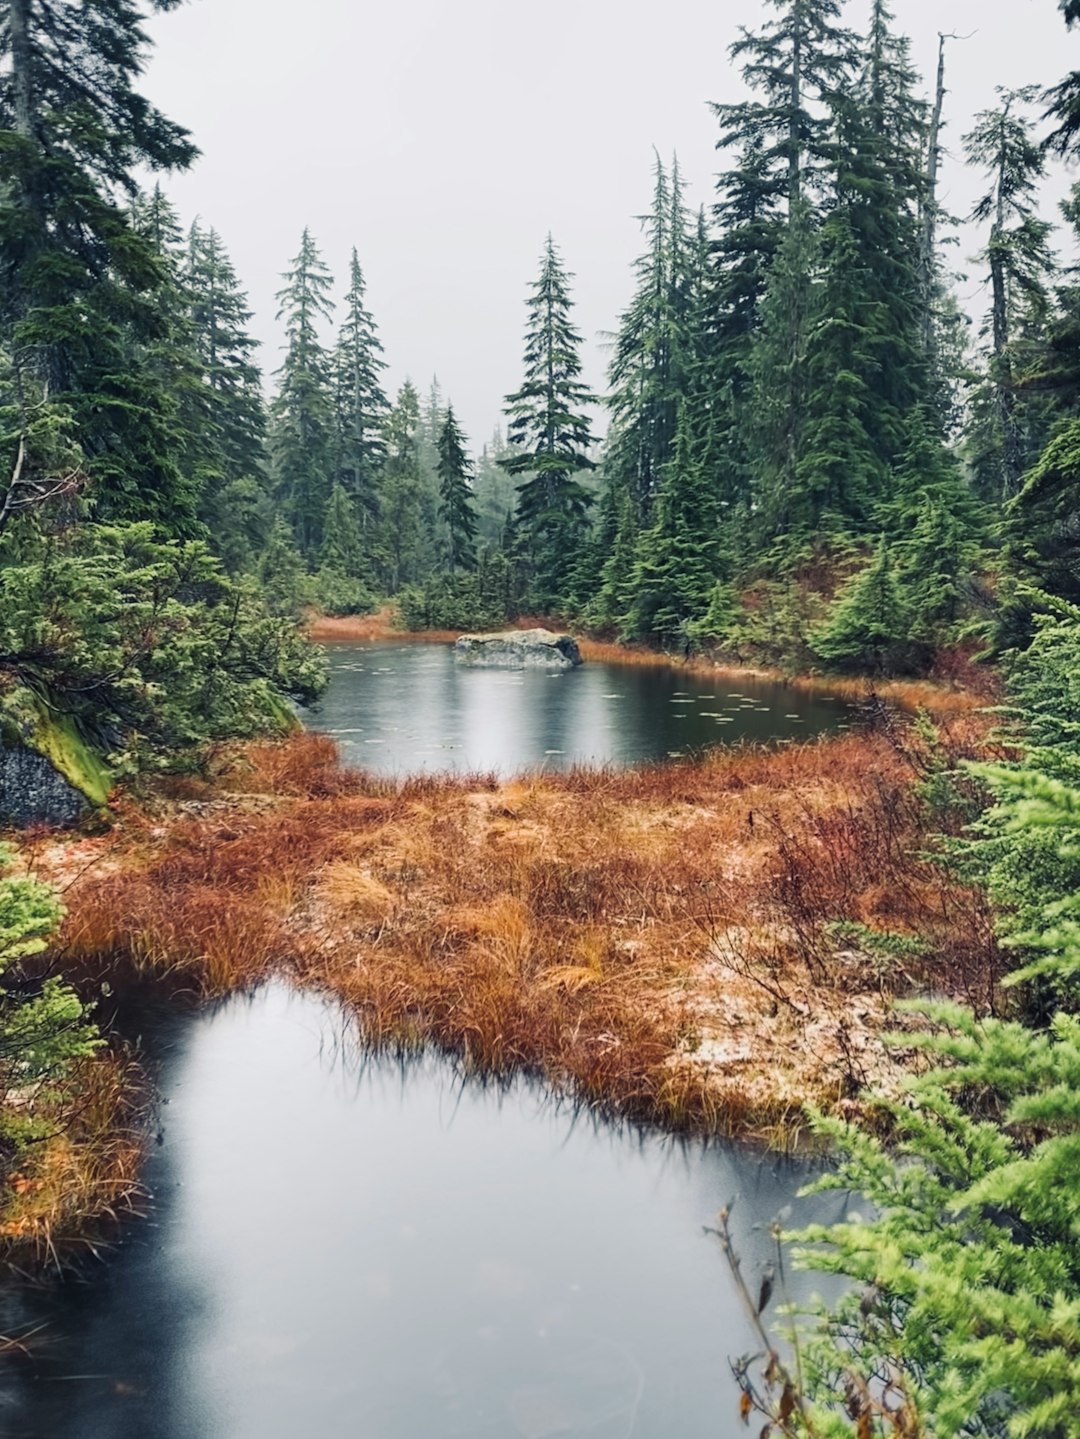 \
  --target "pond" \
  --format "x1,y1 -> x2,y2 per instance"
310,641 -> 852,775
0,987 -> 845,1439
